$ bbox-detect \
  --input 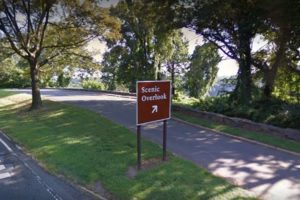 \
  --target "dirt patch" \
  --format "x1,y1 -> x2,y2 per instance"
86,181 -> 114,200
126,157 -> 168,179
